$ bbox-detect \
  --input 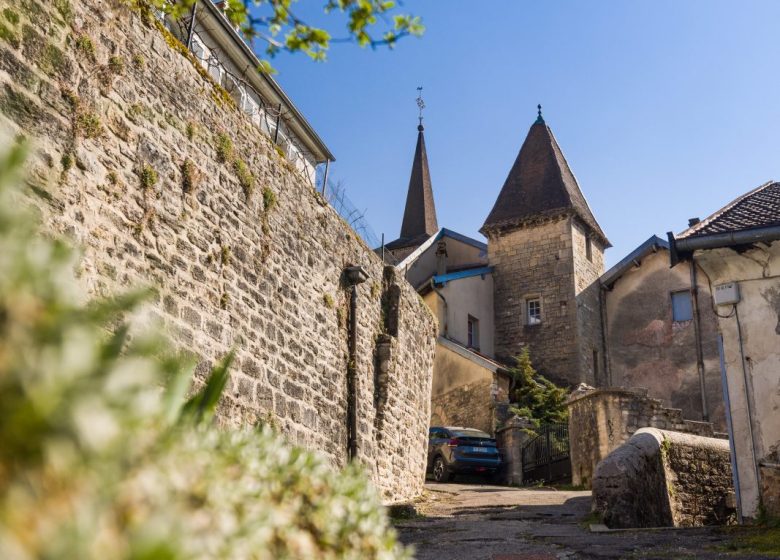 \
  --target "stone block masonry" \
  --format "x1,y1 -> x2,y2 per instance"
568,386 -> 723,488
592,428 -> 734,528
489,215 -> 603,388
0,0 -> 437,502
